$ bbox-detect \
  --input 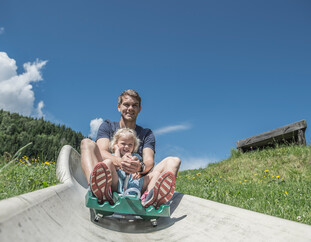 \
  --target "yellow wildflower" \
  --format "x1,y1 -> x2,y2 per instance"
276,176 -> 280,179
264,170 -> 269,173
197,172 -> 201,176
284,191 -> 288,195
45,162 -> 50,165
